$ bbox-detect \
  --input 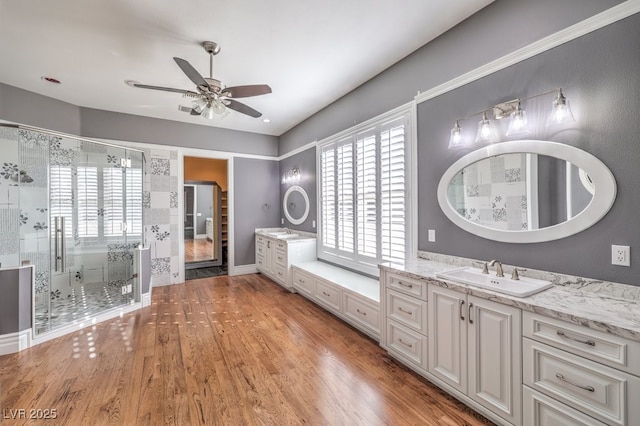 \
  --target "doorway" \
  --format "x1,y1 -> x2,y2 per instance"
183,157 -> 229,280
